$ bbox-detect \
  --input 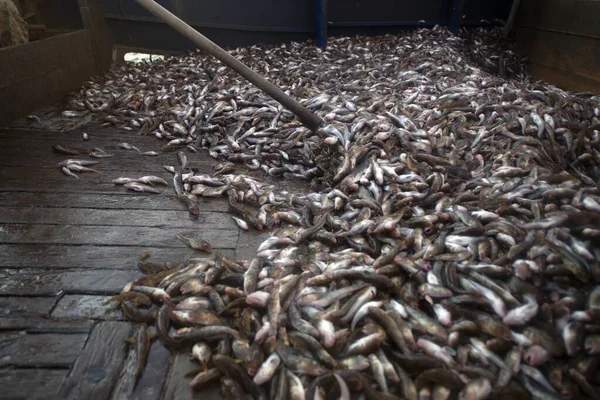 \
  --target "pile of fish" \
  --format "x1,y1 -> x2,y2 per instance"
460,27 -> 527,79
63,26 -> 600,399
